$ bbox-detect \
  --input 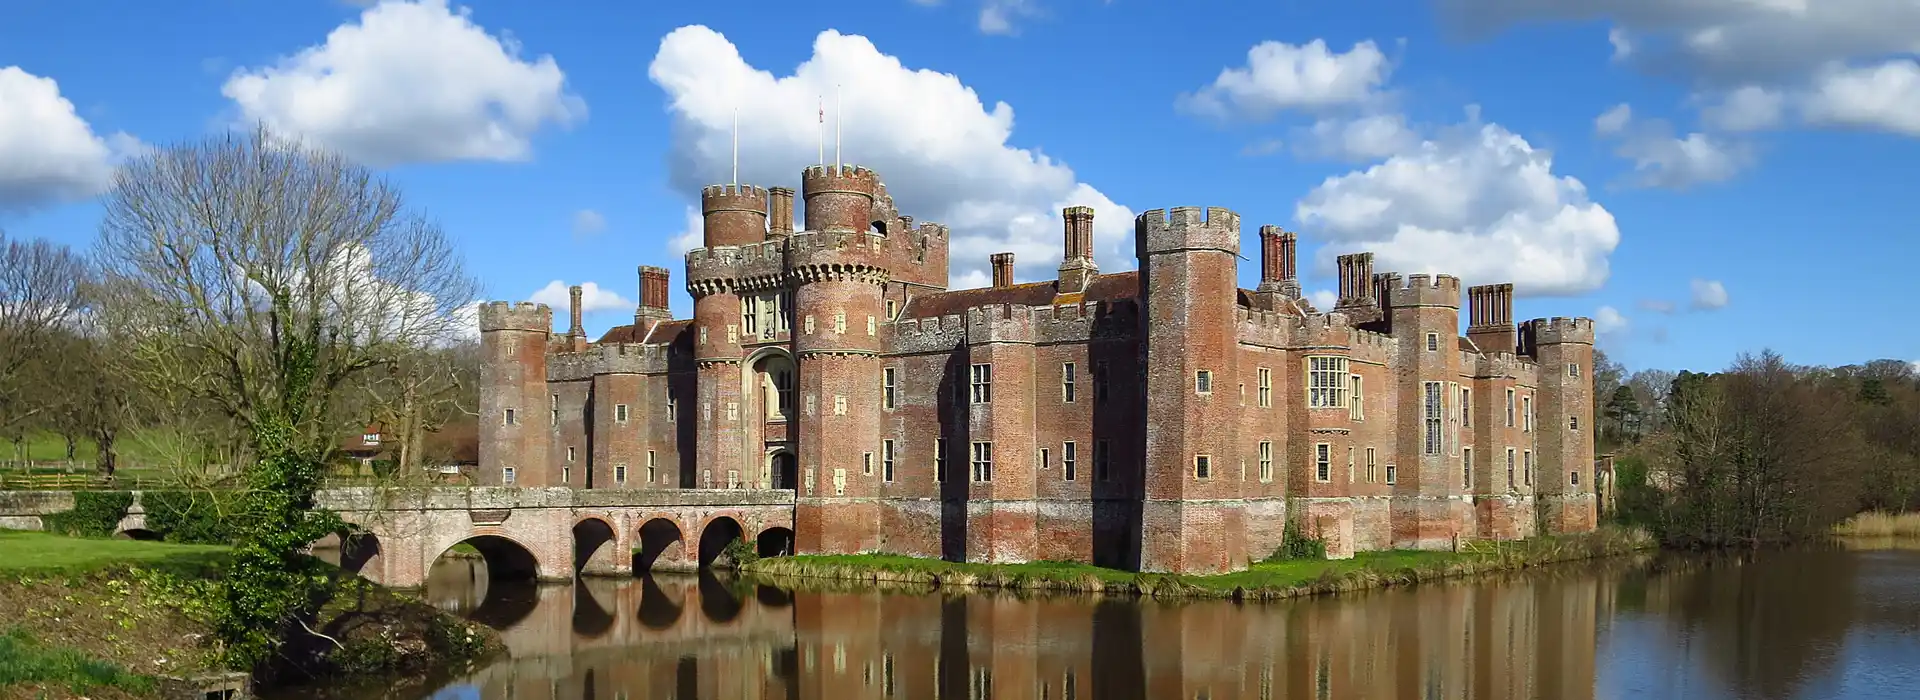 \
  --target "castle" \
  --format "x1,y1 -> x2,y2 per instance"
477,164 -> 1597,575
